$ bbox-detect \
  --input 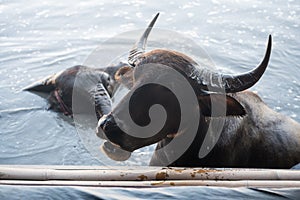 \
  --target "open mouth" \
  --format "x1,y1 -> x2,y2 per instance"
100,141 -> 131,161
97,115 -> 132,161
